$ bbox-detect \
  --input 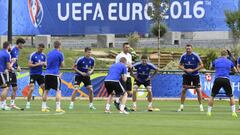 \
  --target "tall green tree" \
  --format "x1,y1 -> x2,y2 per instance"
148,0 -> 169,67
